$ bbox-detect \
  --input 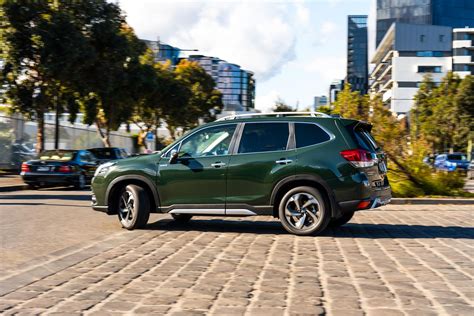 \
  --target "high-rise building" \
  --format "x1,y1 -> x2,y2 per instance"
142,40 -> 181,65
188,55 -> 255,112
347,15 -> 369,94
370,23 -> 453,114
452,27 -> 474,78
313,96 -> 328,111
376,0 -> 474,48
328,80 -> 345,105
